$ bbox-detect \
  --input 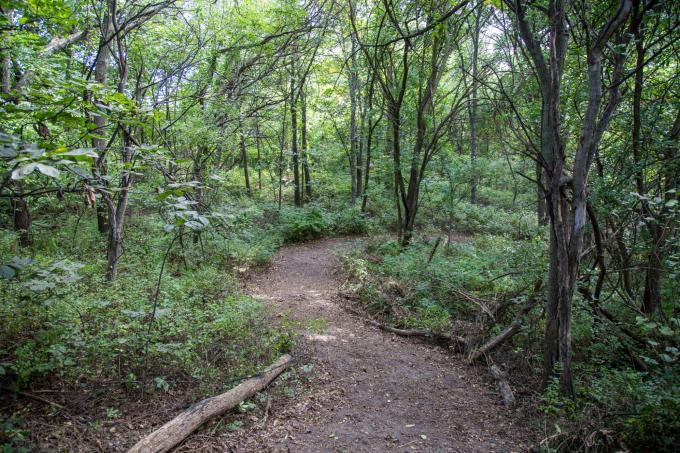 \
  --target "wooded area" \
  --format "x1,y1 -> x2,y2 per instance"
1,0 -> 678,451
